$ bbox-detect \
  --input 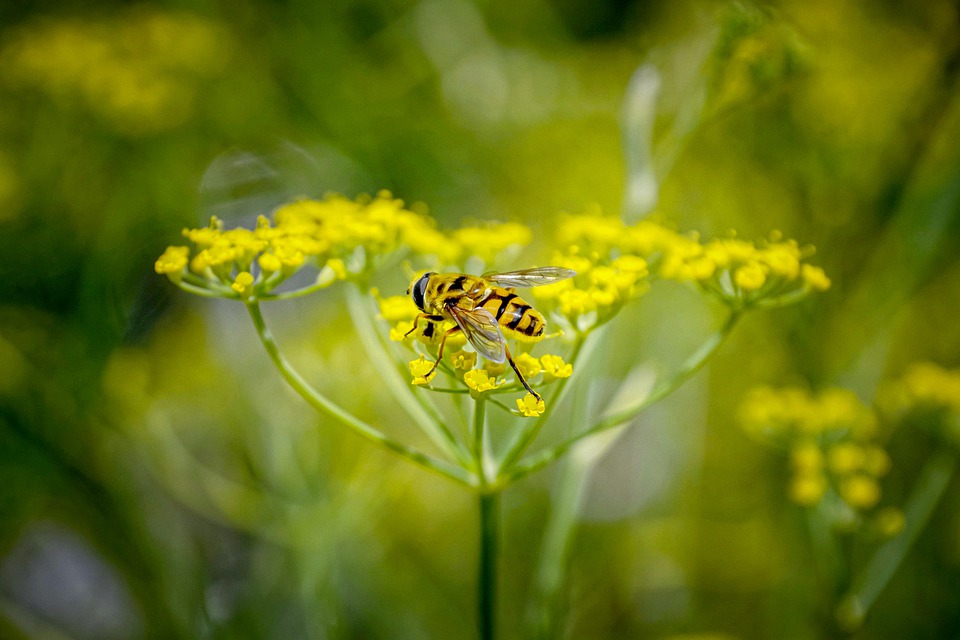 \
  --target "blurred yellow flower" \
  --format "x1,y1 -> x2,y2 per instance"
840,475 -> 881,509
789,472 -> 827,506
378,294 -> 419,322
154,246 -> 189,276
881,362 -> 960,417
740,384 -> 890,515
230,271 -> 255,297
734,262 -> 767,291
0,9 -> 233,135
